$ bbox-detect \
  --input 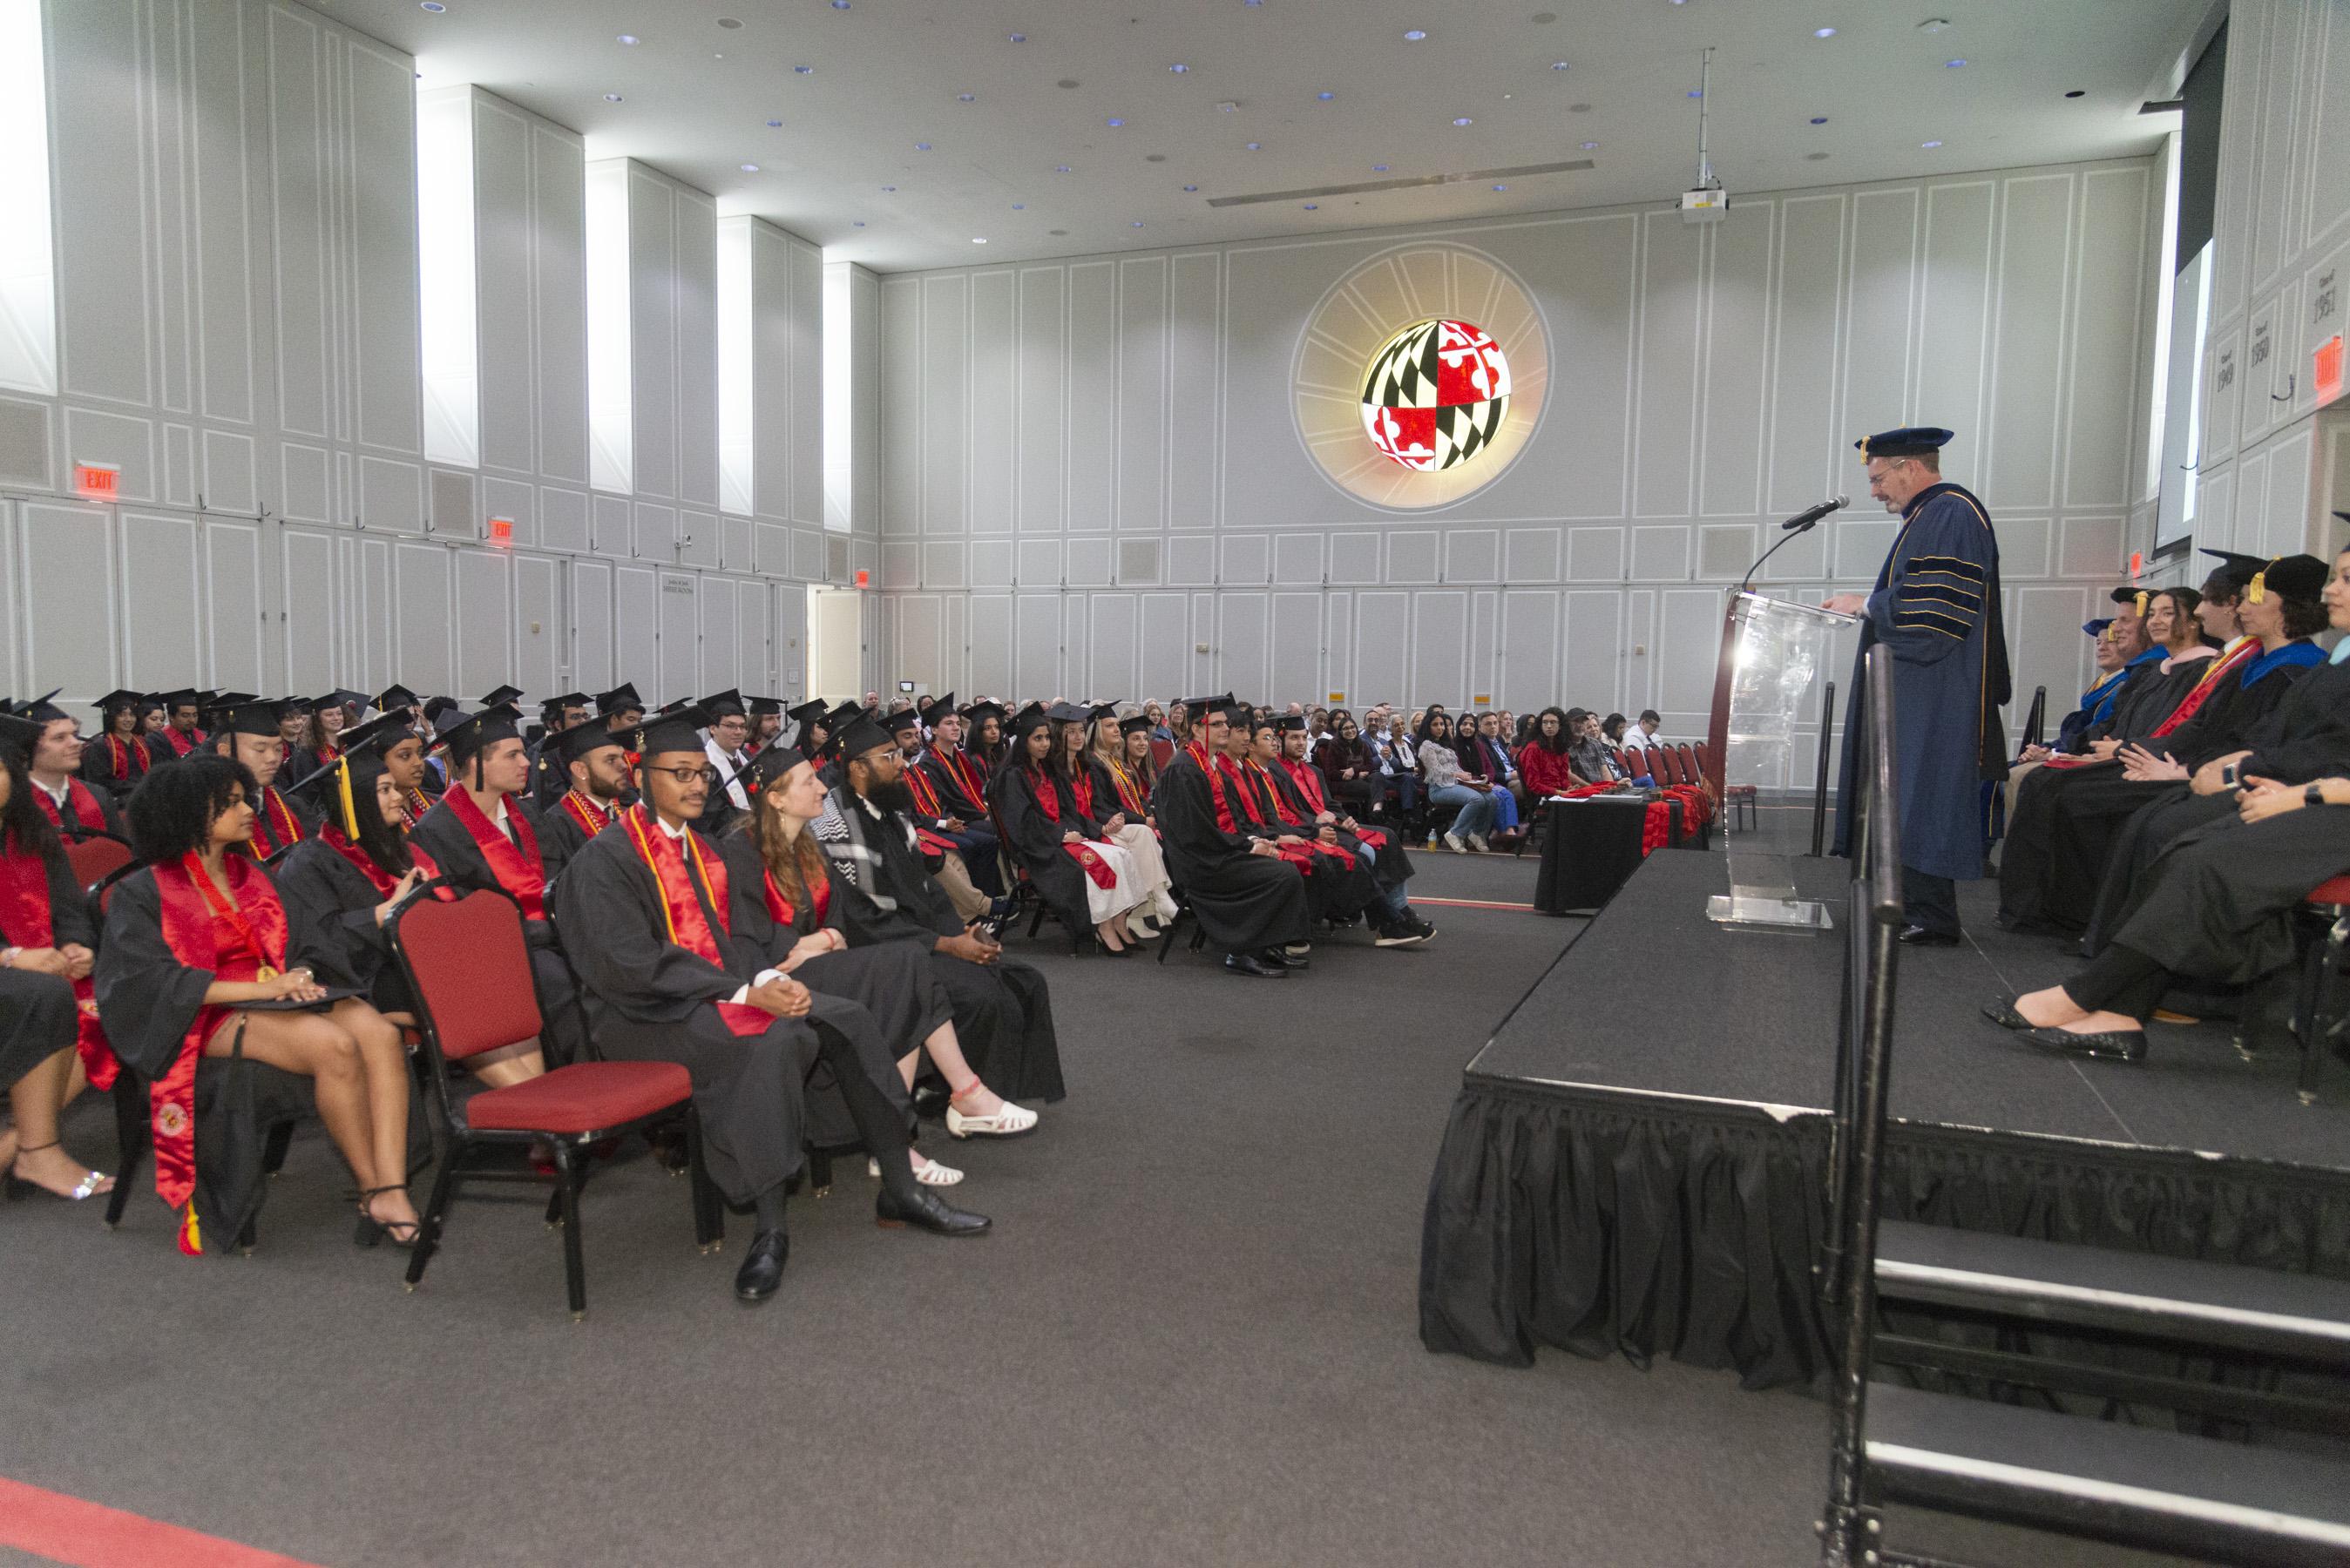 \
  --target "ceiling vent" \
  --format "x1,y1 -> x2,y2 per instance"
1205,159 -> 1593,208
